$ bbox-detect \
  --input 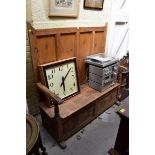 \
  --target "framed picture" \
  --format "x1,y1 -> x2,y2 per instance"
39,57 -> 80,100
84,0 -> 104,9
49,0 -> 79,17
